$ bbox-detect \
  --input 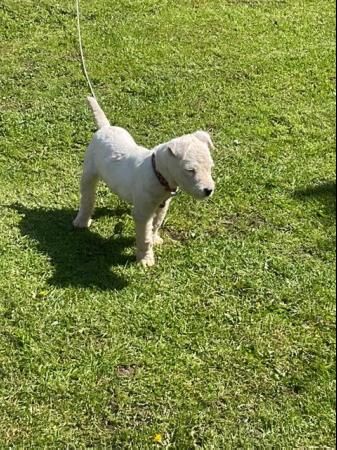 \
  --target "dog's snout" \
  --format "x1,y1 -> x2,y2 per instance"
204,188 -> 213,197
